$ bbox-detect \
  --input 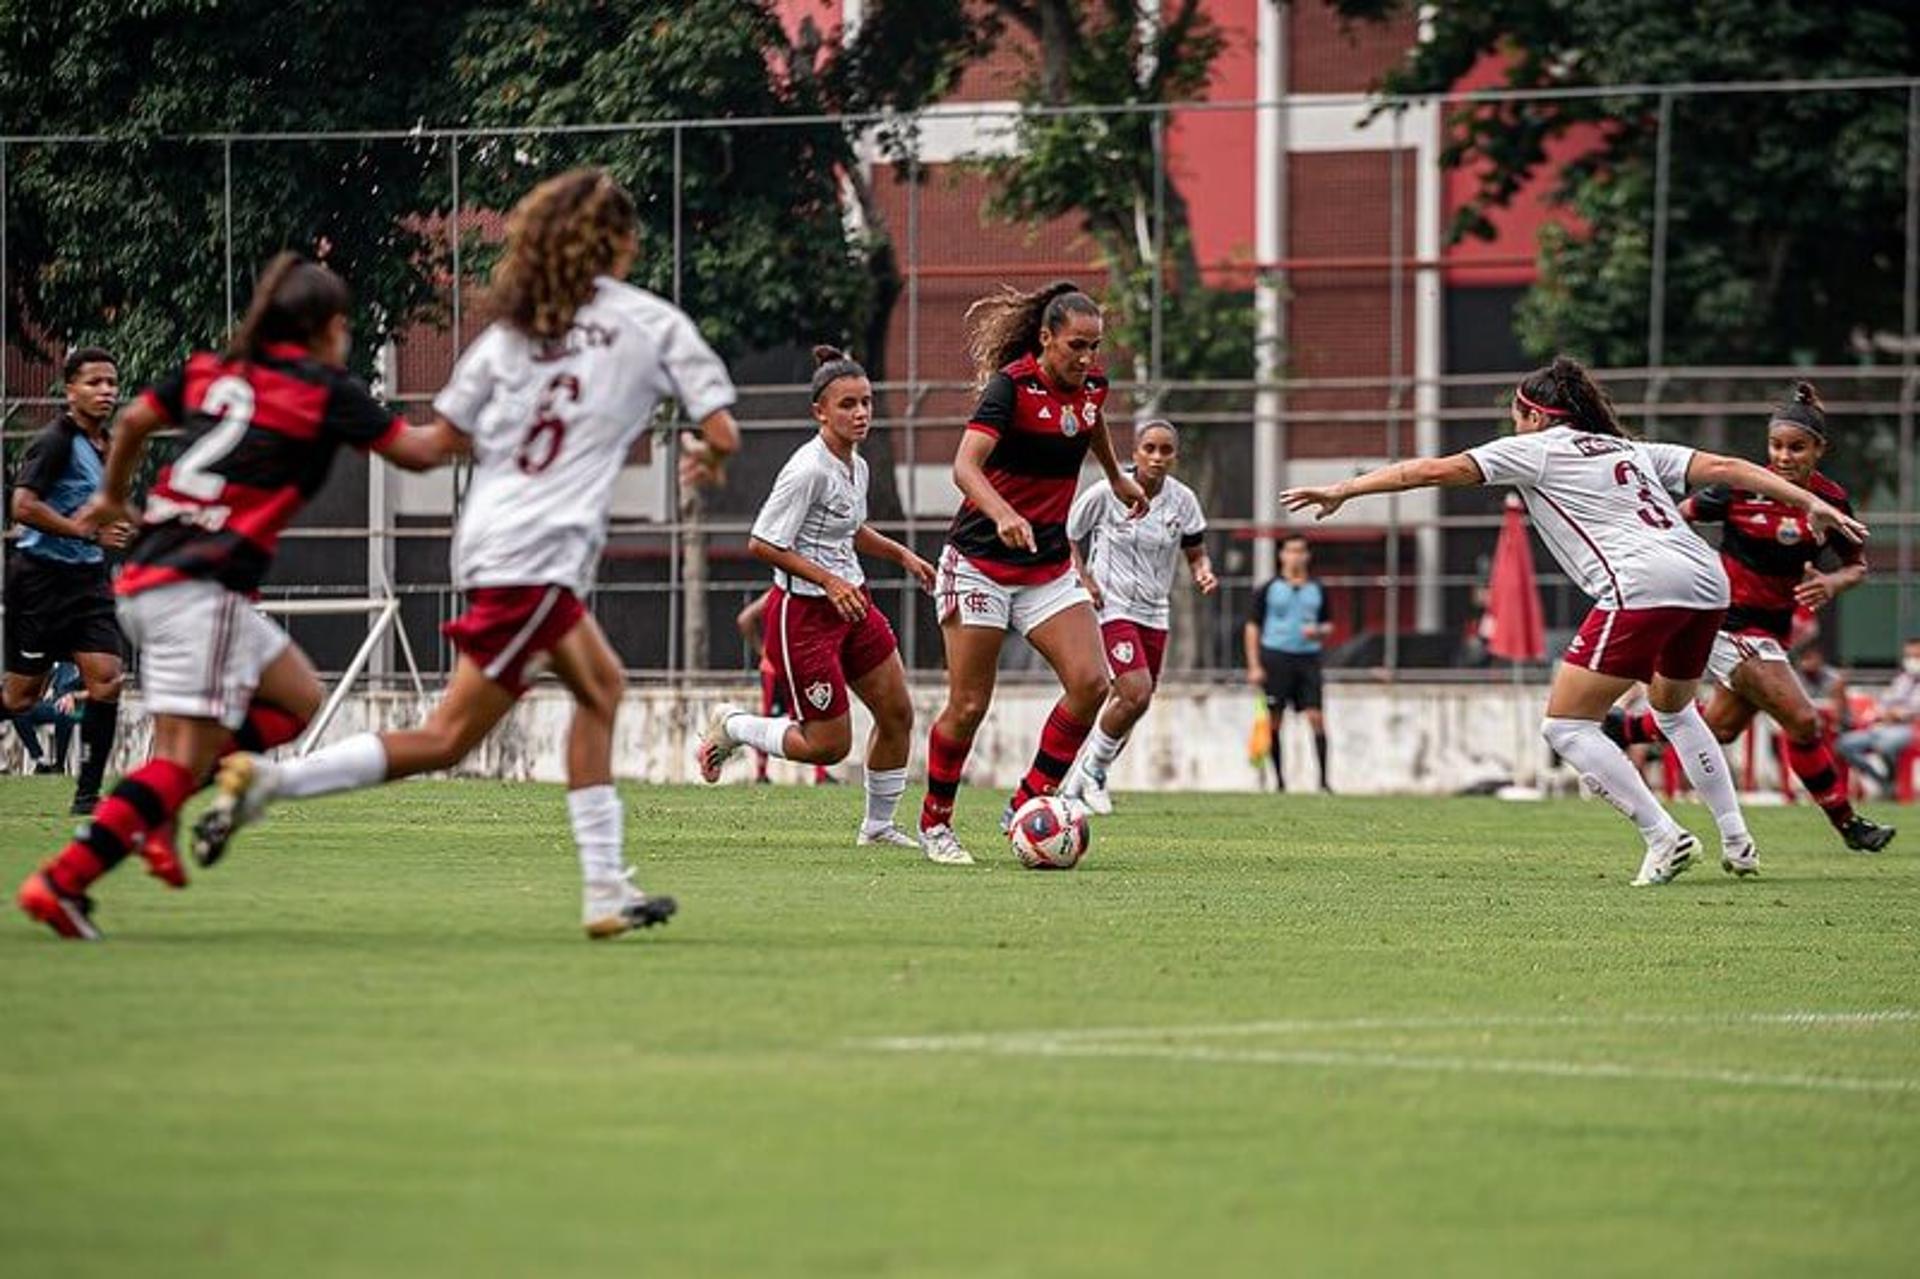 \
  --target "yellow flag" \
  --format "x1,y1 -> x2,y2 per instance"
1248,698 -> 1271,765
